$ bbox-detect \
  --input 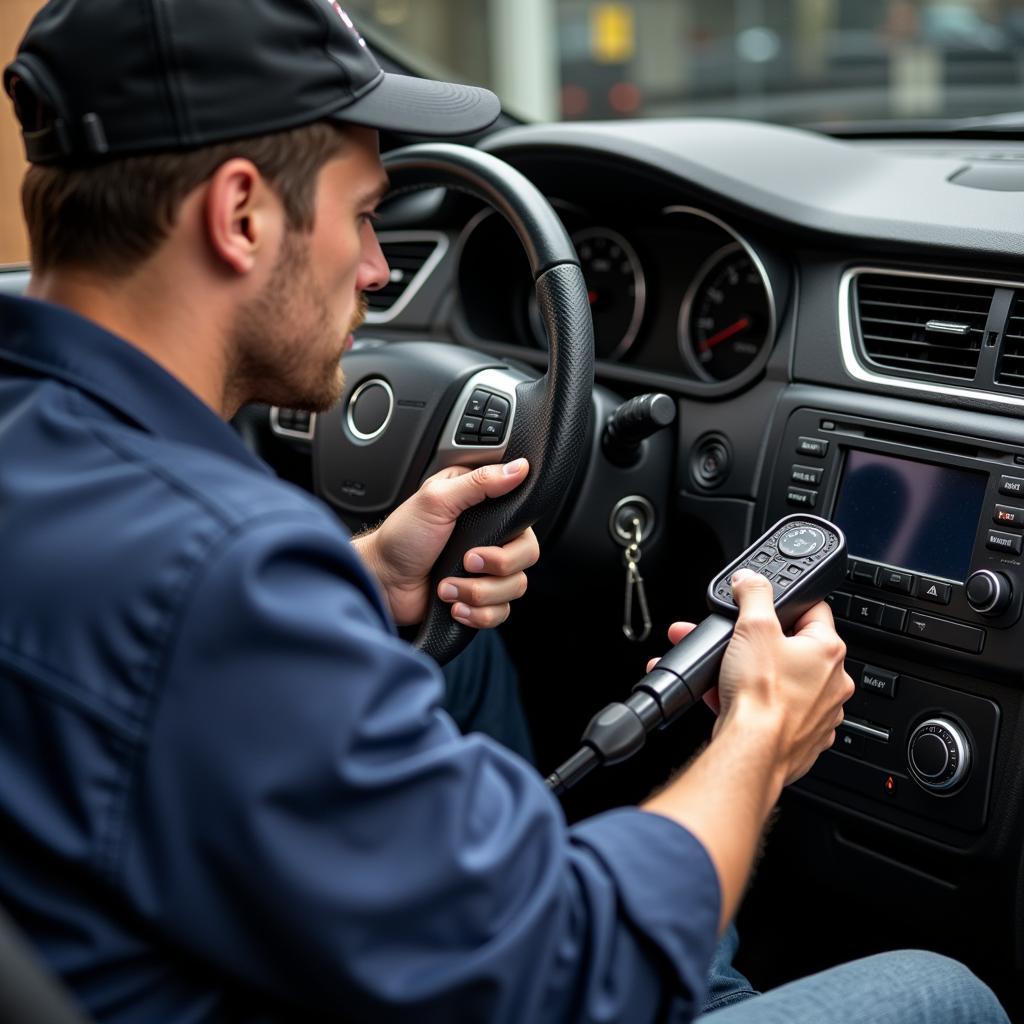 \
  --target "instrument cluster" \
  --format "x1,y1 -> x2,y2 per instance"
454,200 -> 782,389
